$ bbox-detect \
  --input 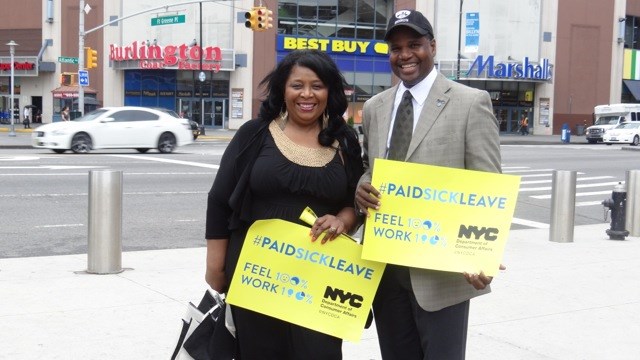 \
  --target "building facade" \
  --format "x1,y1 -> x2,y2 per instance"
0,0 -> 638,134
